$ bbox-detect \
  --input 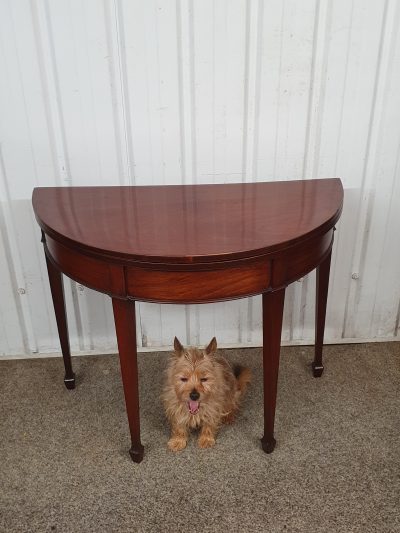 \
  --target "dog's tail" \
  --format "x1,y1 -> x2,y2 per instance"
233,365 -> 251,395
